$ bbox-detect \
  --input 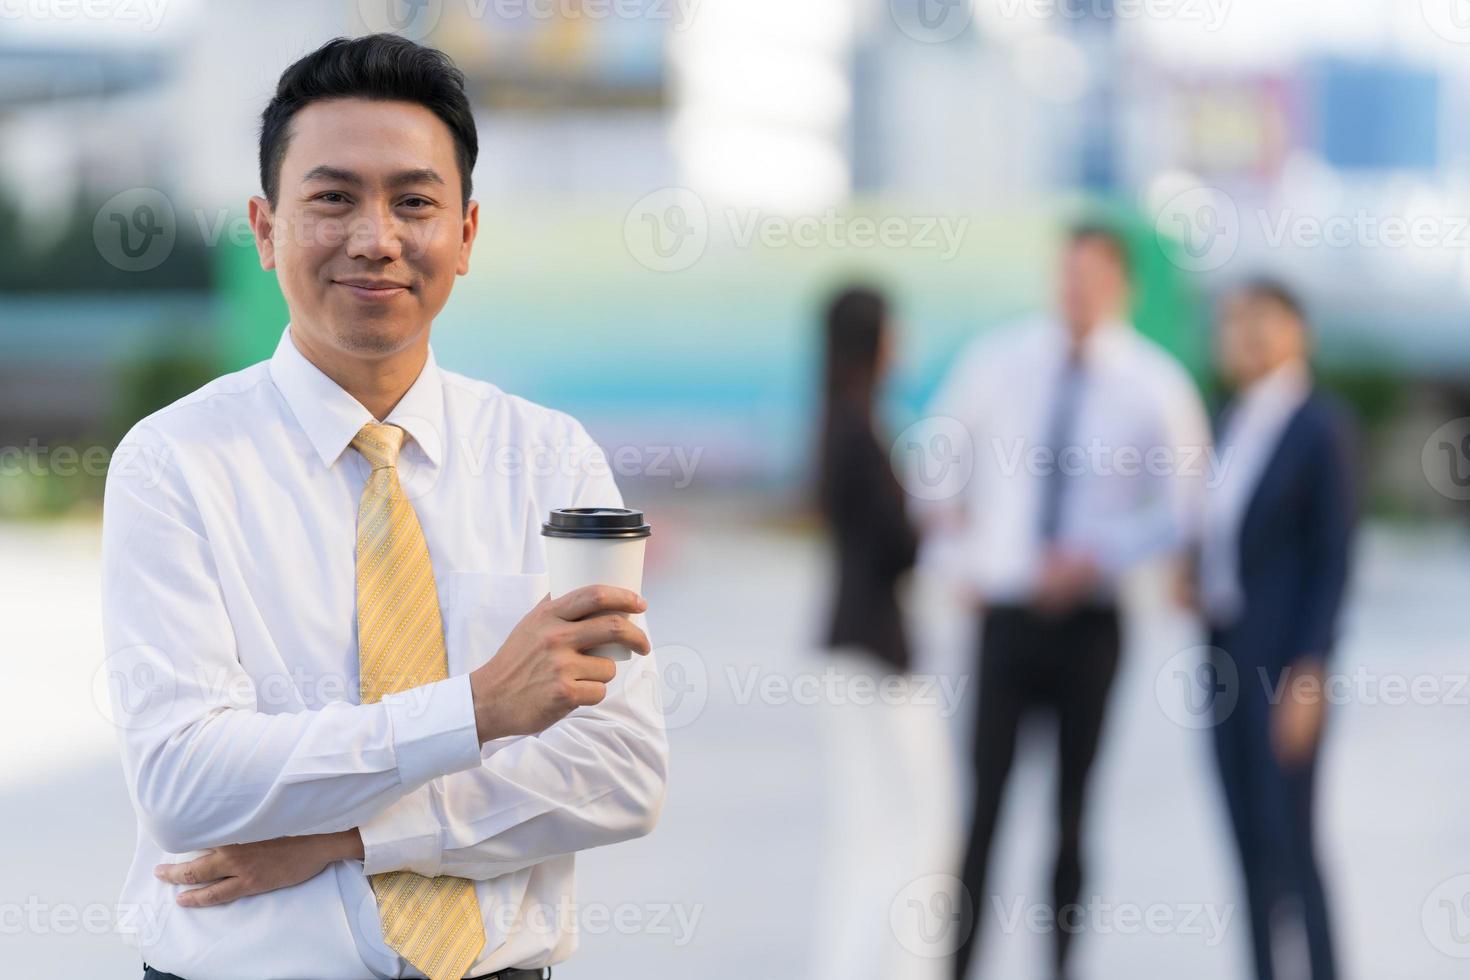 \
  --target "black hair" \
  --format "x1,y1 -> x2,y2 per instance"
259,34 -> 478,210
816,285 -> 889,513
1235,277 -> 1307,324
1066,221 -> 1131,277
